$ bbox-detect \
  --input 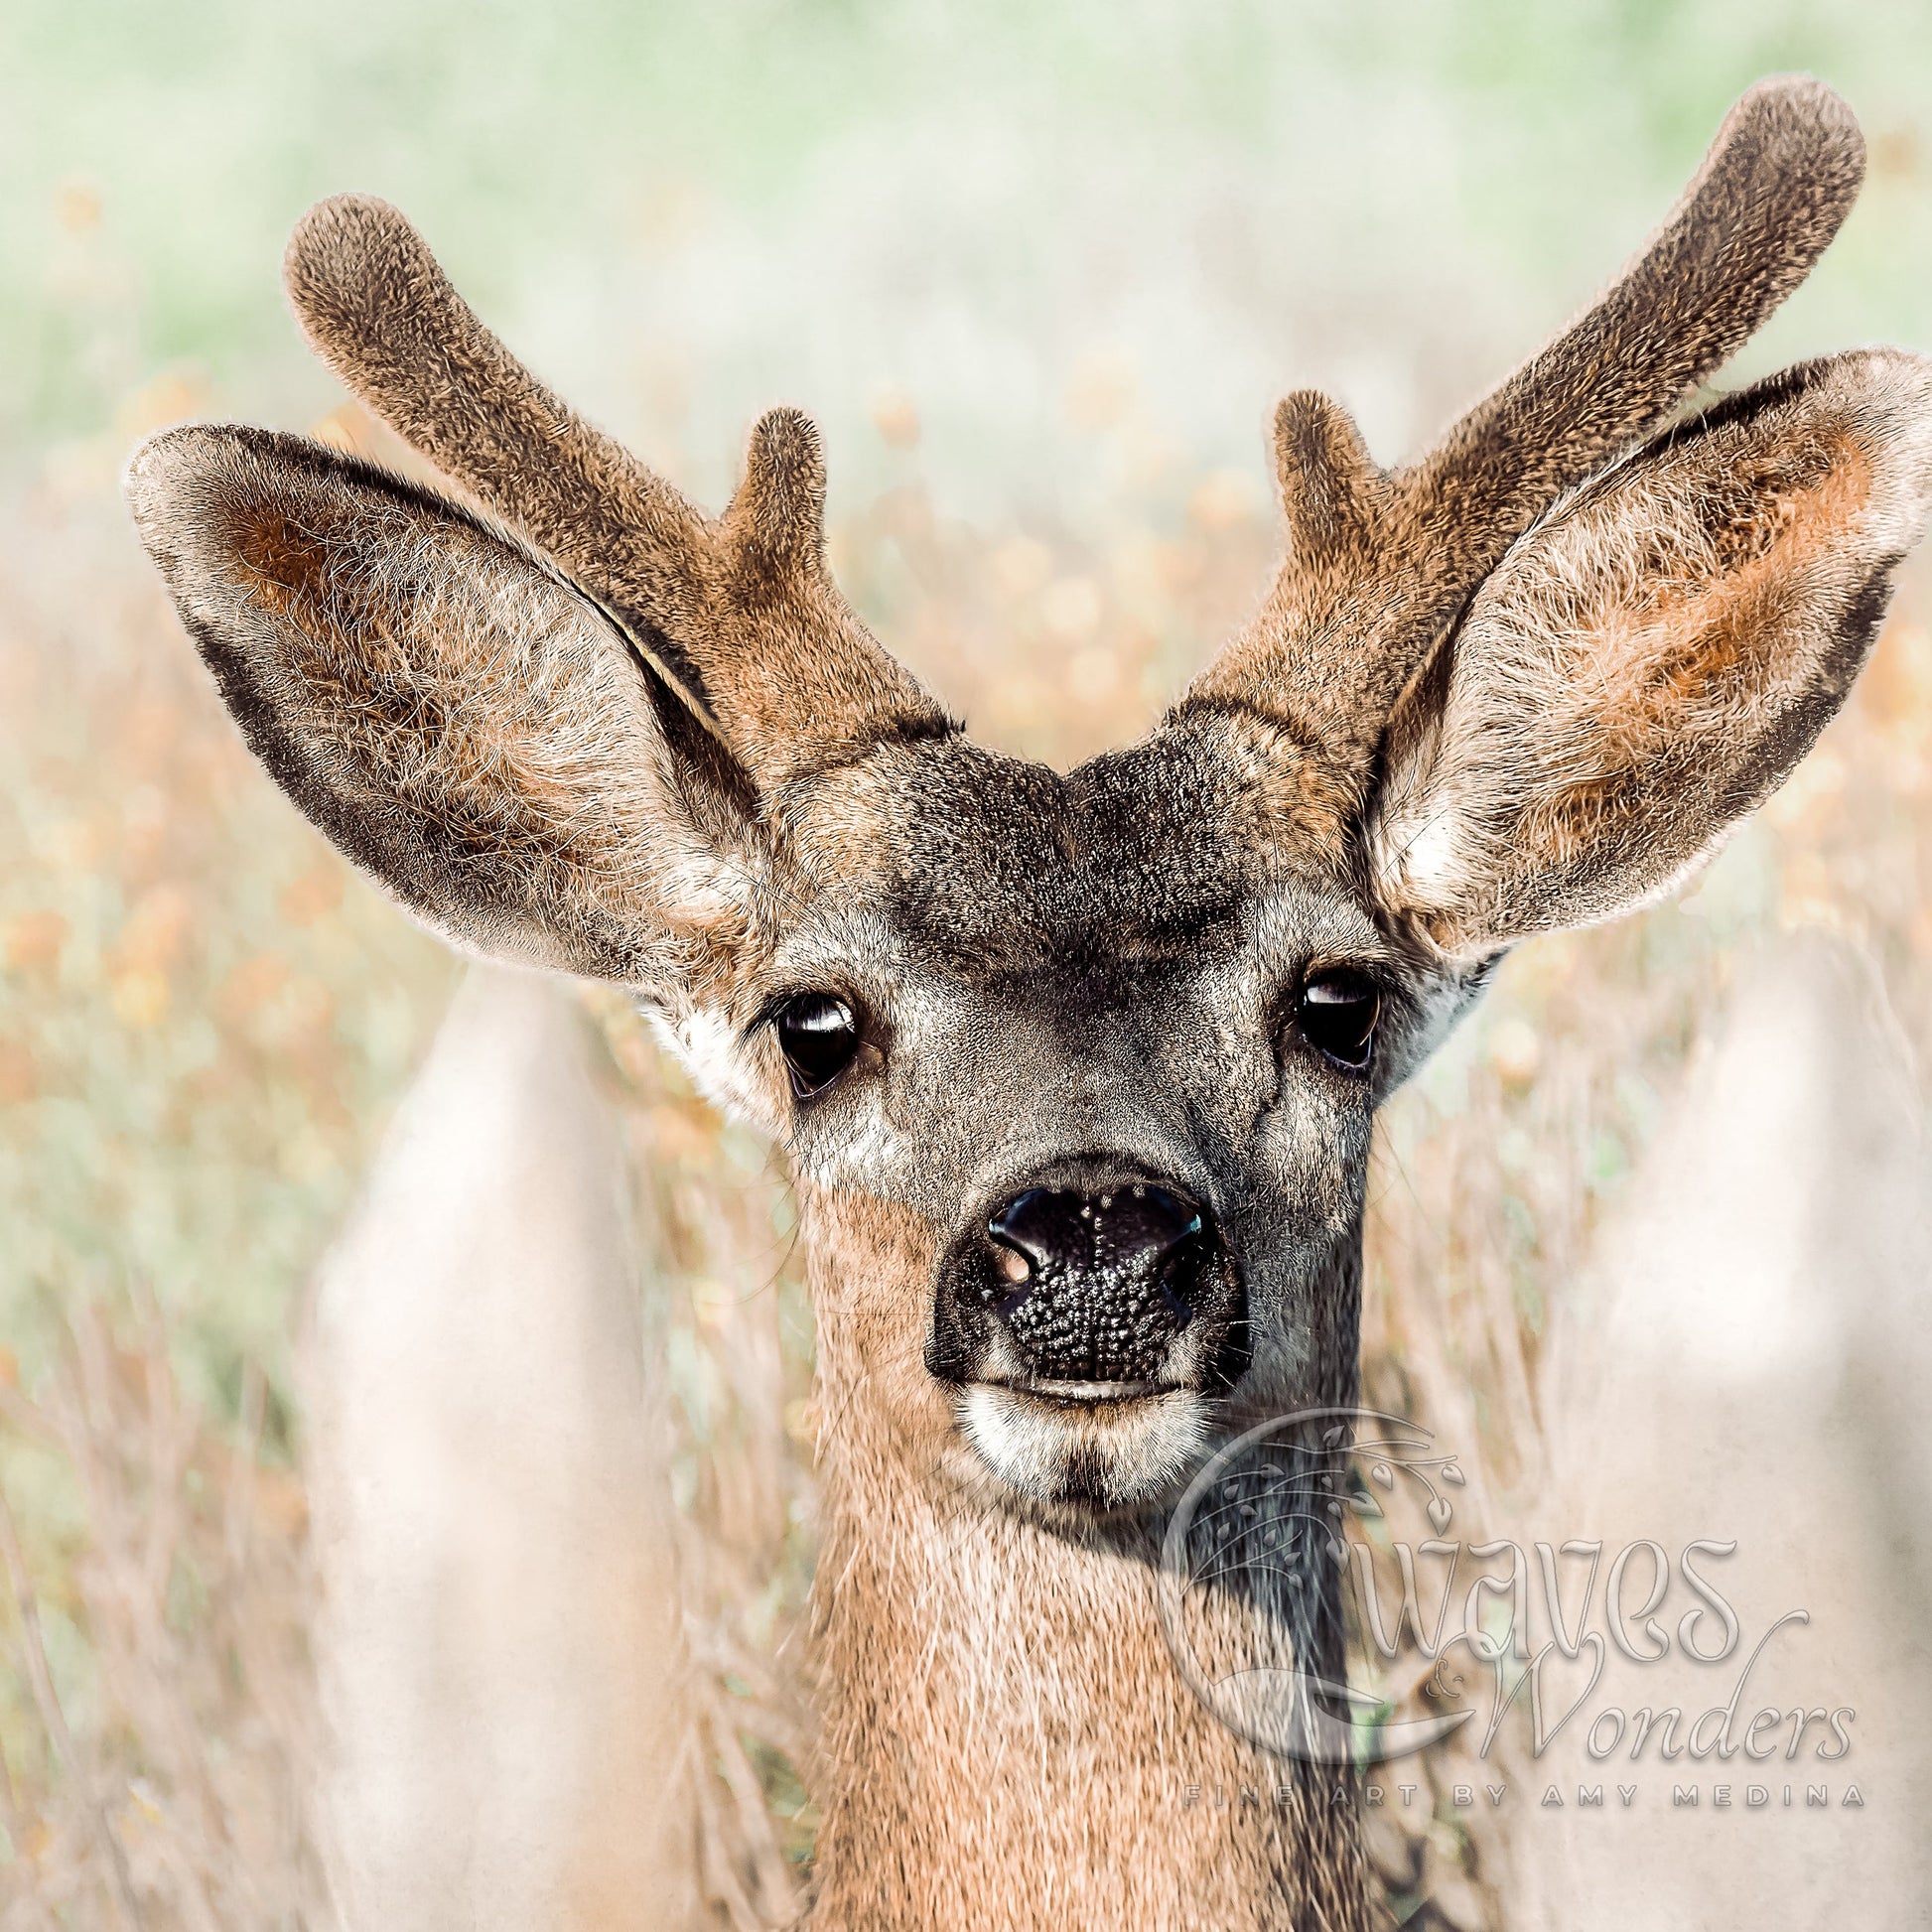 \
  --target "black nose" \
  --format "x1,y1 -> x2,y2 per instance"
984,1181 -> 1208,1384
